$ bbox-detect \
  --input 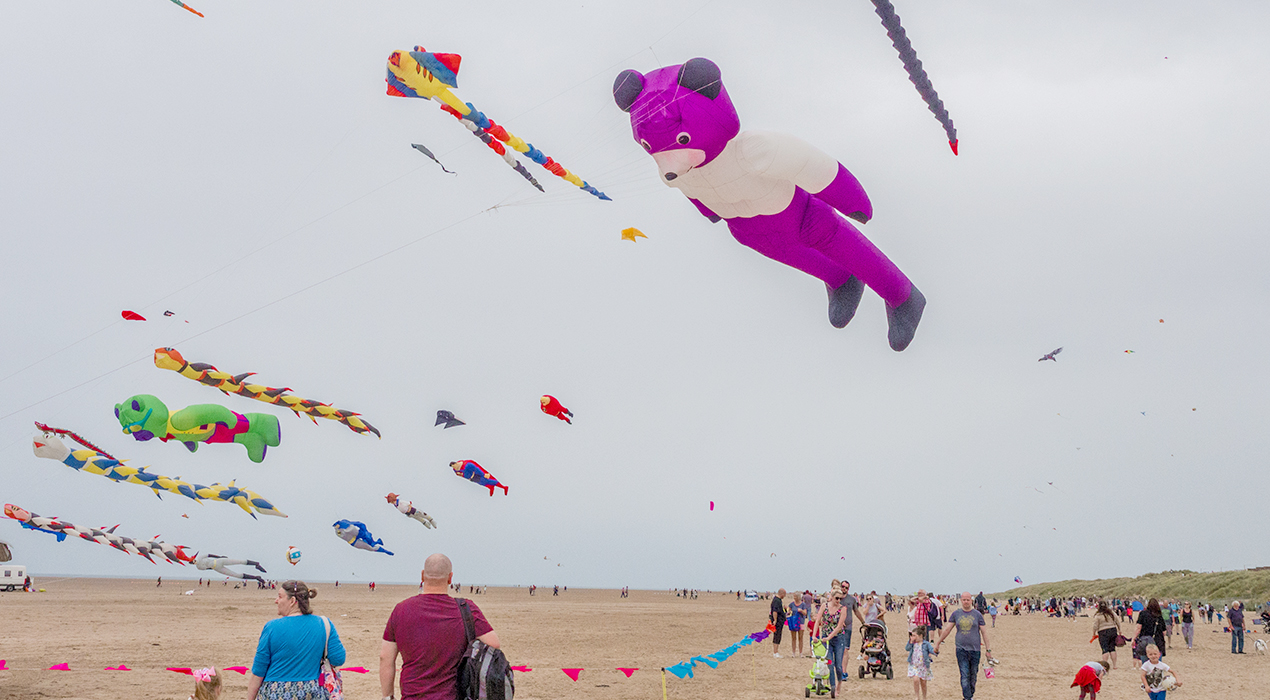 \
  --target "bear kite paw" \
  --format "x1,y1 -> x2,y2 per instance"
826,277 -> 865,329
886,286 -> 926,352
